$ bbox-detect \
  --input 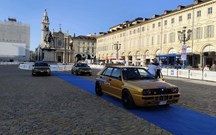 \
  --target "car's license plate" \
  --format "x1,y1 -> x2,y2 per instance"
160,95 -> 168,101
159,101 -> 167,105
